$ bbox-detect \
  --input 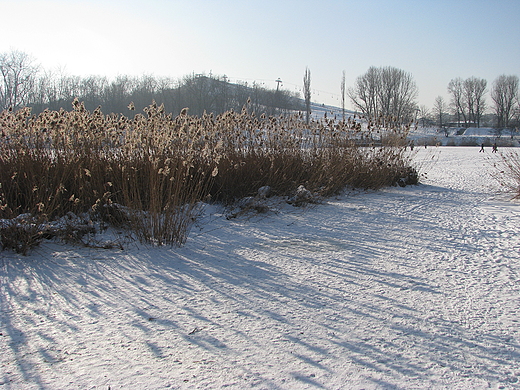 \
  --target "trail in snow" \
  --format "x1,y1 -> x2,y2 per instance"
1,147 -> 519,389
